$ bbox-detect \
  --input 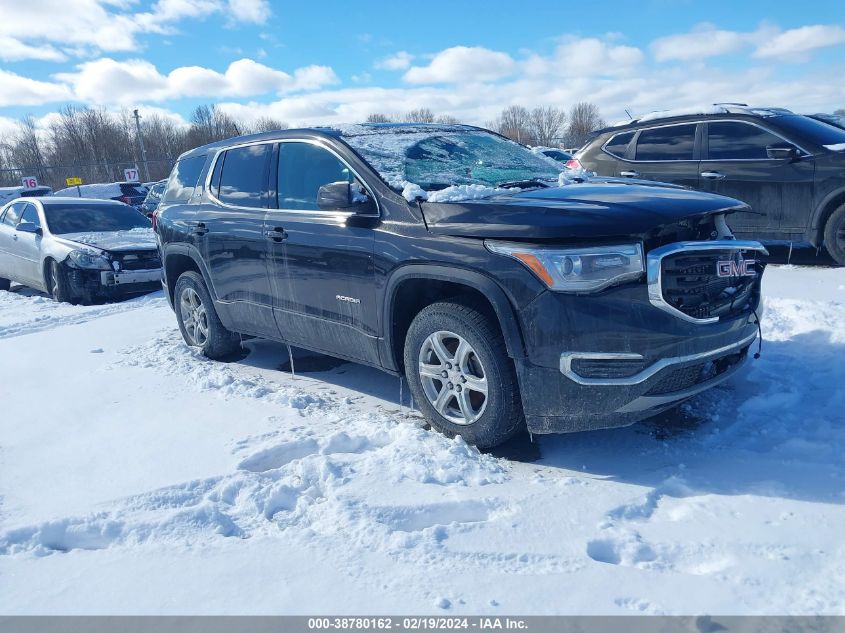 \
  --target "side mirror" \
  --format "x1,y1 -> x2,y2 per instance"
16,222 -> 41,235
766,145 -> 800,161
317,181 -> 354,210
317,181 -> 377,215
